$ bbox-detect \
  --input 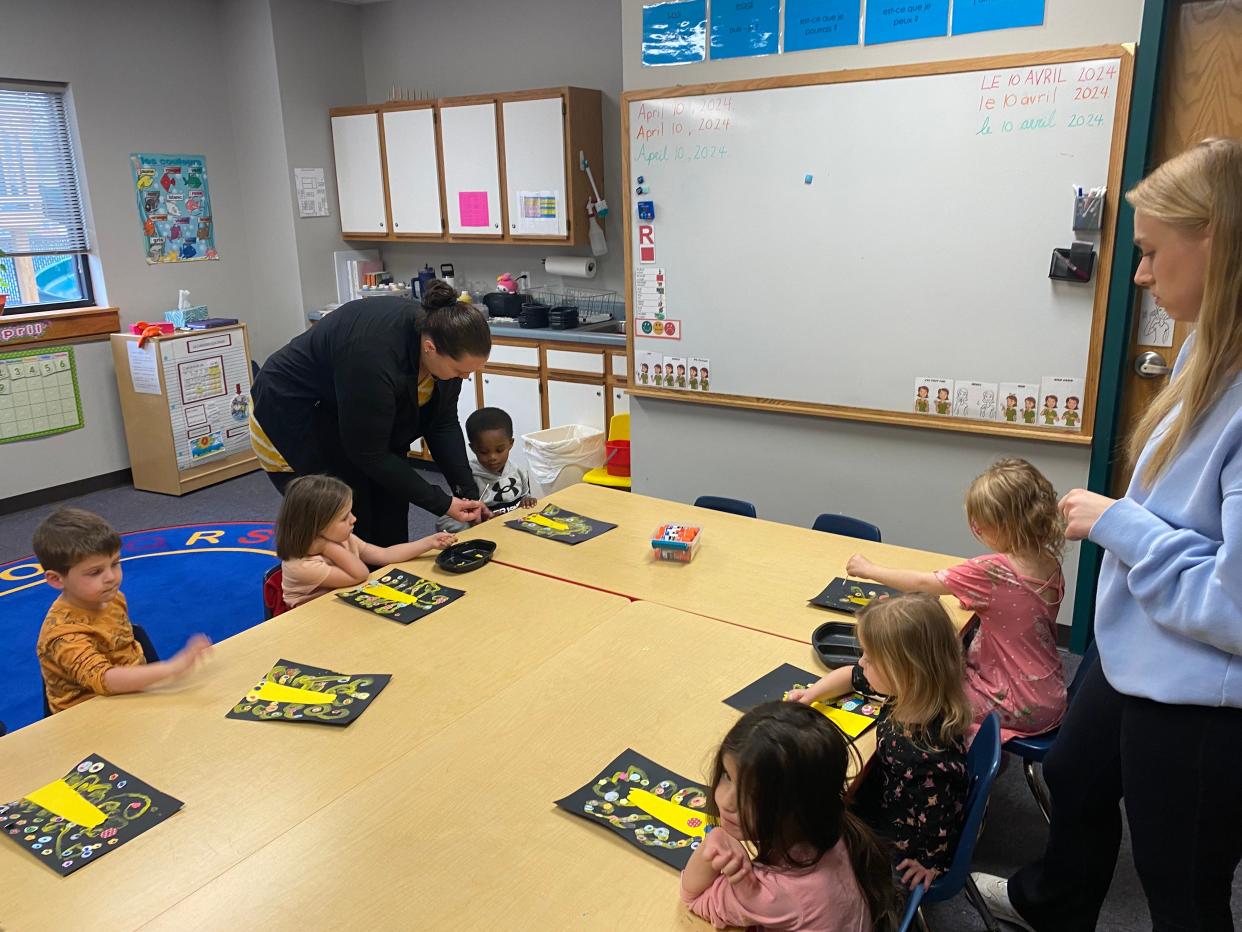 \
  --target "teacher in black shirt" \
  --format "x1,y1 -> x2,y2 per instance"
249,280 -> 490,546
